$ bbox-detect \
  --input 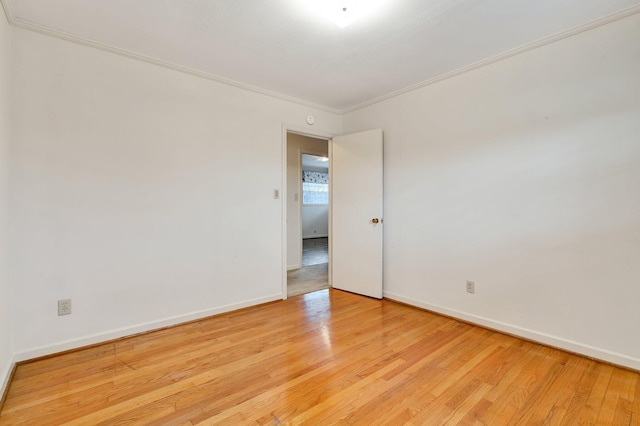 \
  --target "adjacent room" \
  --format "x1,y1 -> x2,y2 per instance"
287,152 -> 330,297
1,0 -> 639,423
286,134 -> 331,298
